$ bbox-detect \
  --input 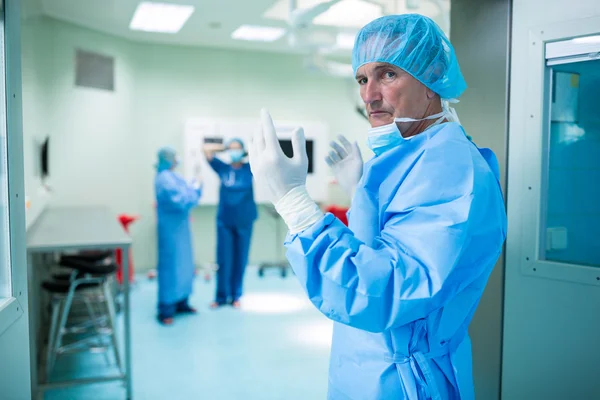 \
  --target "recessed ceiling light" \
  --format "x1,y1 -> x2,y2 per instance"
129,2 -> 195,34
313,0 -> 382,28
231,25 -> 287,42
